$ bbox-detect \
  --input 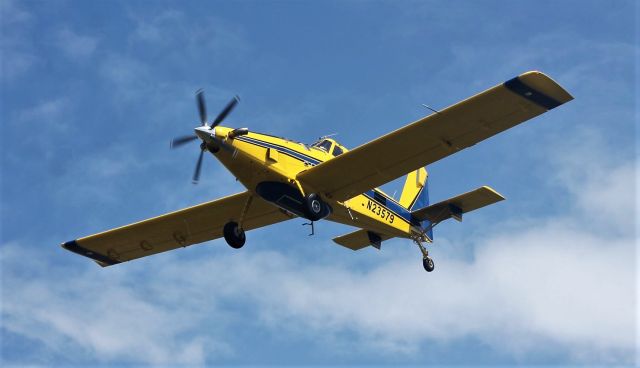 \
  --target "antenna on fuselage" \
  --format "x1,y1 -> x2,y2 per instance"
421,104 -> 441,114
319,133 -> 338,140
